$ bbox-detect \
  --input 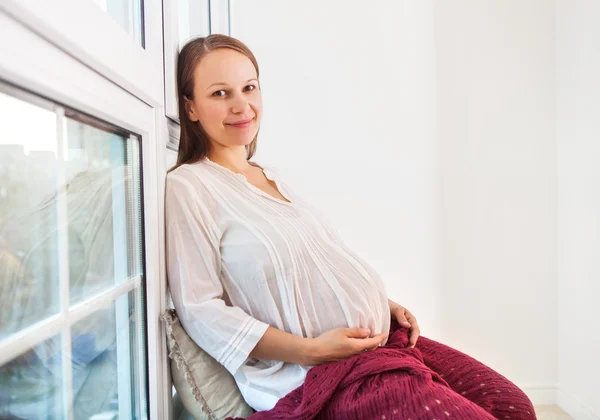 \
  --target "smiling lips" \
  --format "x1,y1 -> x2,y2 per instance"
227,118 -> 253,128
